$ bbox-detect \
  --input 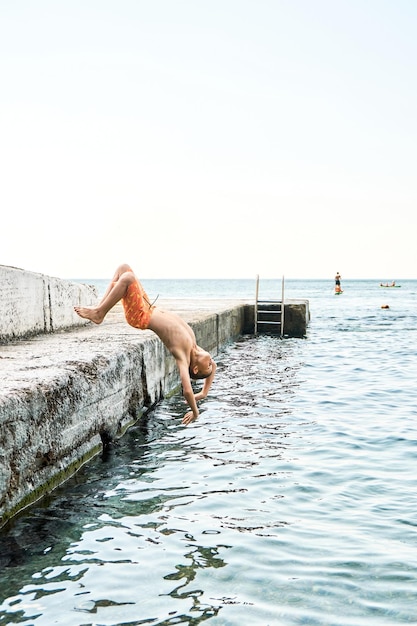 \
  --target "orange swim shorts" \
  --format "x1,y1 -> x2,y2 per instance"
122,279 -> 155,330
